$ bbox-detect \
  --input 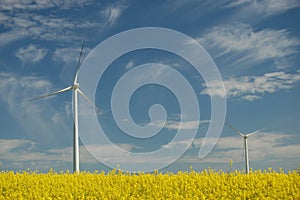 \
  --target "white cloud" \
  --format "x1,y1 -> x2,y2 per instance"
0,30 -> 28,46
51,113 -> 63,124
0,140 -> 182,169
138,119 -> 210,131
201,70 -> 300,101
184,131 -> 300,163
0,139 -> 36,153
166,120 -> 199,130
130,64 -> 169,82
0,139 -> 73,167
226,0 -> 300,16
0,73 -> 71,145
29,14 -> 97,41
64,102 -> 72,118
107,7 -> 122,25
60,0 -> 94,9
148,120 -> 208,131
225,0 -> 251,7
52,46 -> 91,83
0,0 -> 54,10
241,95 -> 261,101
101,4 -> 127,26
53,47 -> 82,64
16,44 -> 48,63
125,60 -> 135,70
0,1 -> 129,46
0,0 -> 93,11
0,12 -> 99,46
0,73 -> 52,104
198,23 -> 300,67
0,12 -> 8,21
158,60 -> 180,68
53,45 -> 91,65
90,130 -> 300,167
0,139 -> 143,166
1,131 -> 299,171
